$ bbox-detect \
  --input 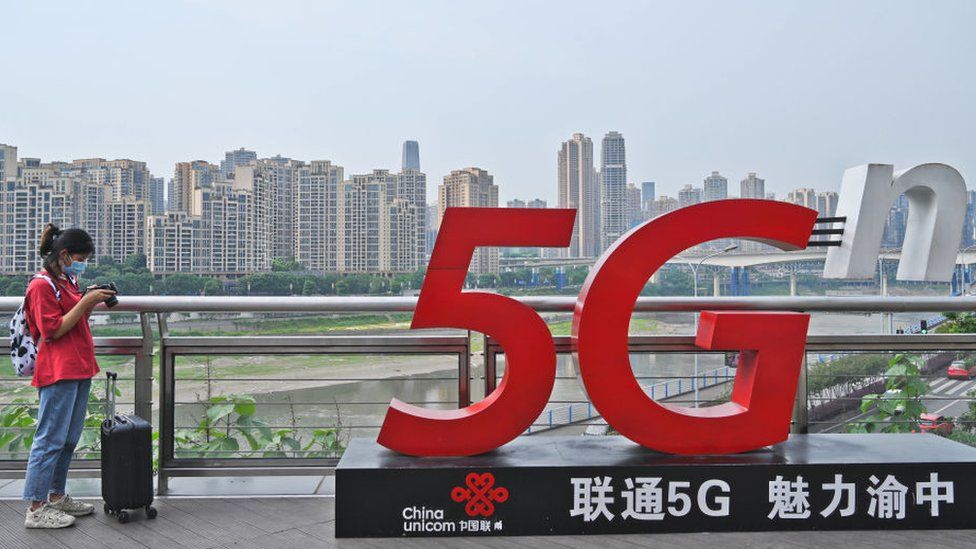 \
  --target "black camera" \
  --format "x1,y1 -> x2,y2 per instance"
84,282 -> 119,308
